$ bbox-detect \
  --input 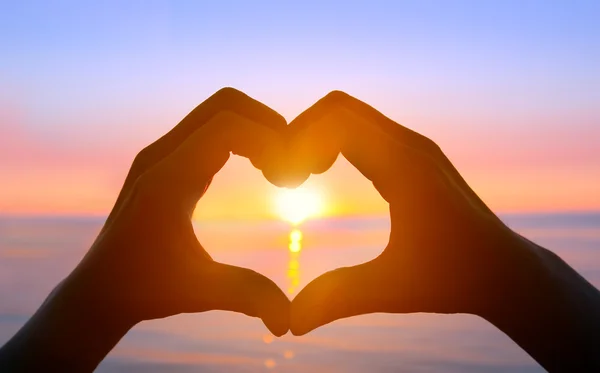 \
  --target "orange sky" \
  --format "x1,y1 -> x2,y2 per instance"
1,141 -> 598,220
1,95 -> 599,219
